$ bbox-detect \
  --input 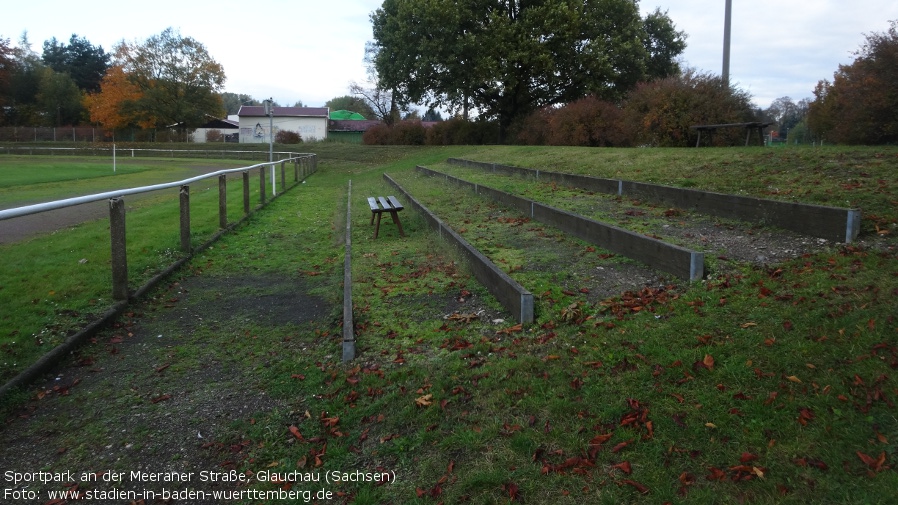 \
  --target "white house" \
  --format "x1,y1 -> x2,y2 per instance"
237,106 -> 329,143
